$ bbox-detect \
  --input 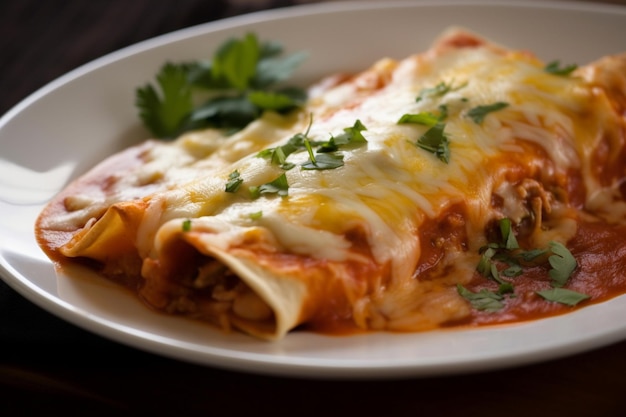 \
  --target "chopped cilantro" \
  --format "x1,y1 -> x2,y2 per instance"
468,218 -> 588,312
501,264 -> 523,278
536,288 -> 590,306
544,60 -> 578,76
259,134 -> 305,169
303,136 -> 317,164
397,112 -> 440,127
301,152 -> 345,170
467,102 -> 509,124
499,218 -> 519,250
258,115 -> 312,167
457,284 -> 505,312
249,211 -> 263,220
249,173 -> 289,198
318,119 -> 368,152
547,241 -> 577,287
225,170 -> 243,193
416,122 -> 450,163
416,80 -> 467,102
518,248 -> 548,262
259,117 -> 363,171
181,219 -> 192,232
477,247 -> 497,277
